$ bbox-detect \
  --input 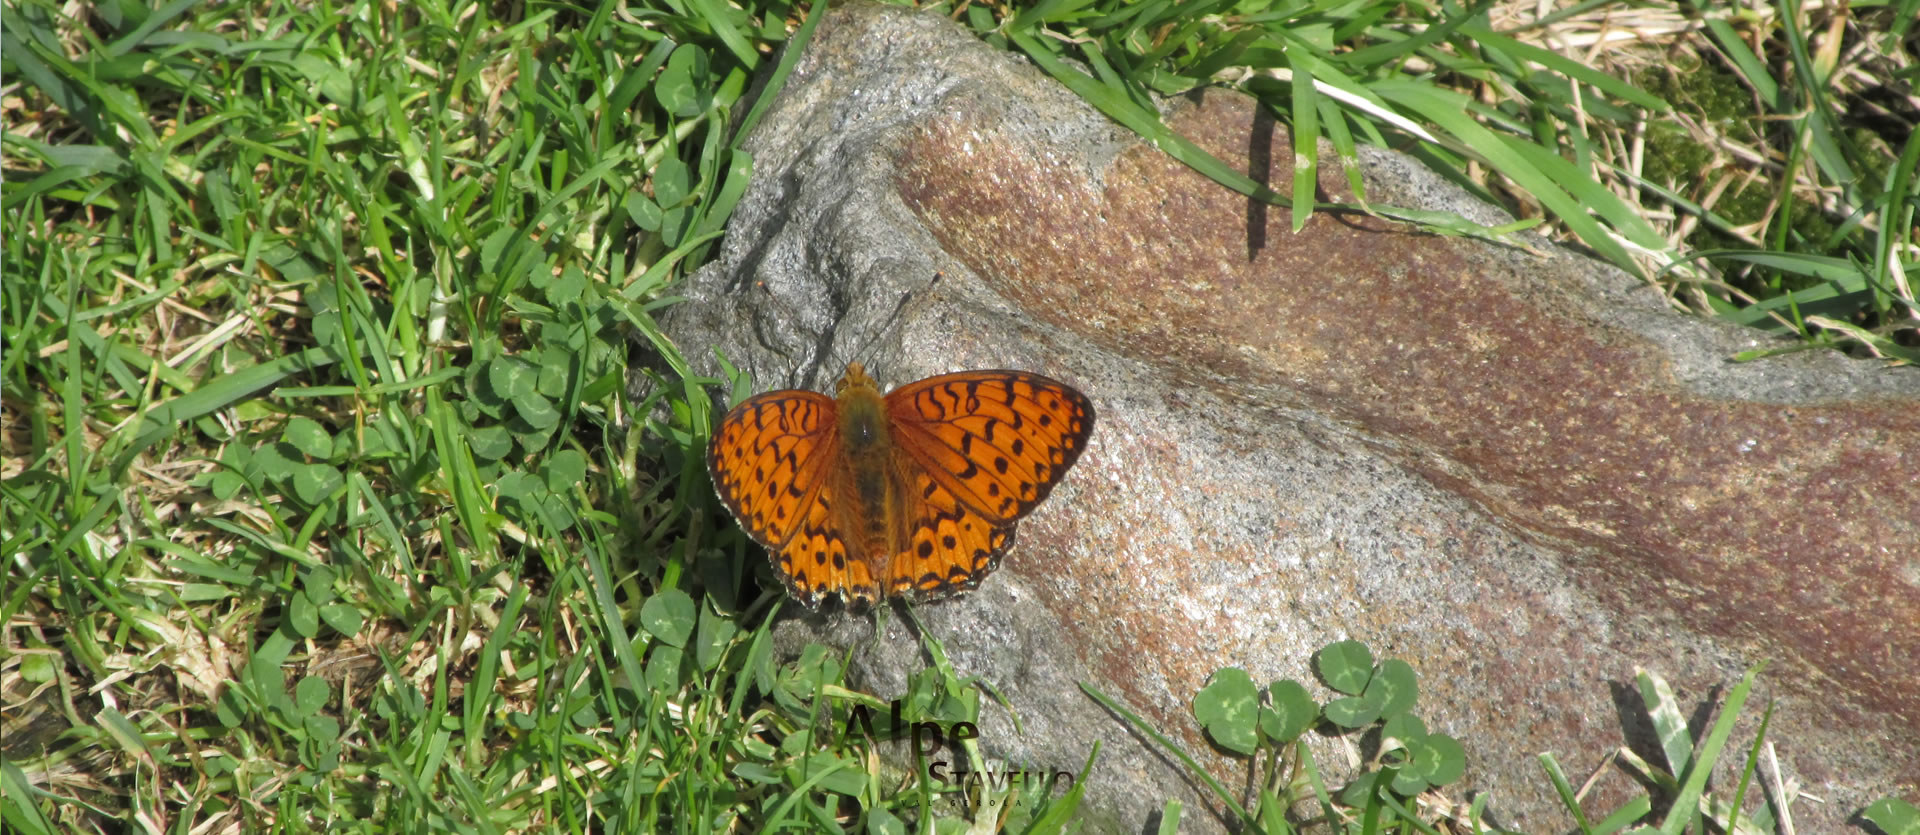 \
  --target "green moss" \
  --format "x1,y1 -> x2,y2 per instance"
1640,56 -> 1772,242
1634,52 -> 1870,301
